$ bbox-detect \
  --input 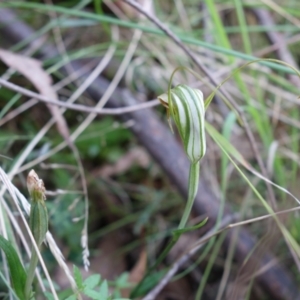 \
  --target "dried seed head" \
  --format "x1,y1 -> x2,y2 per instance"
27,169 -> 46,202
